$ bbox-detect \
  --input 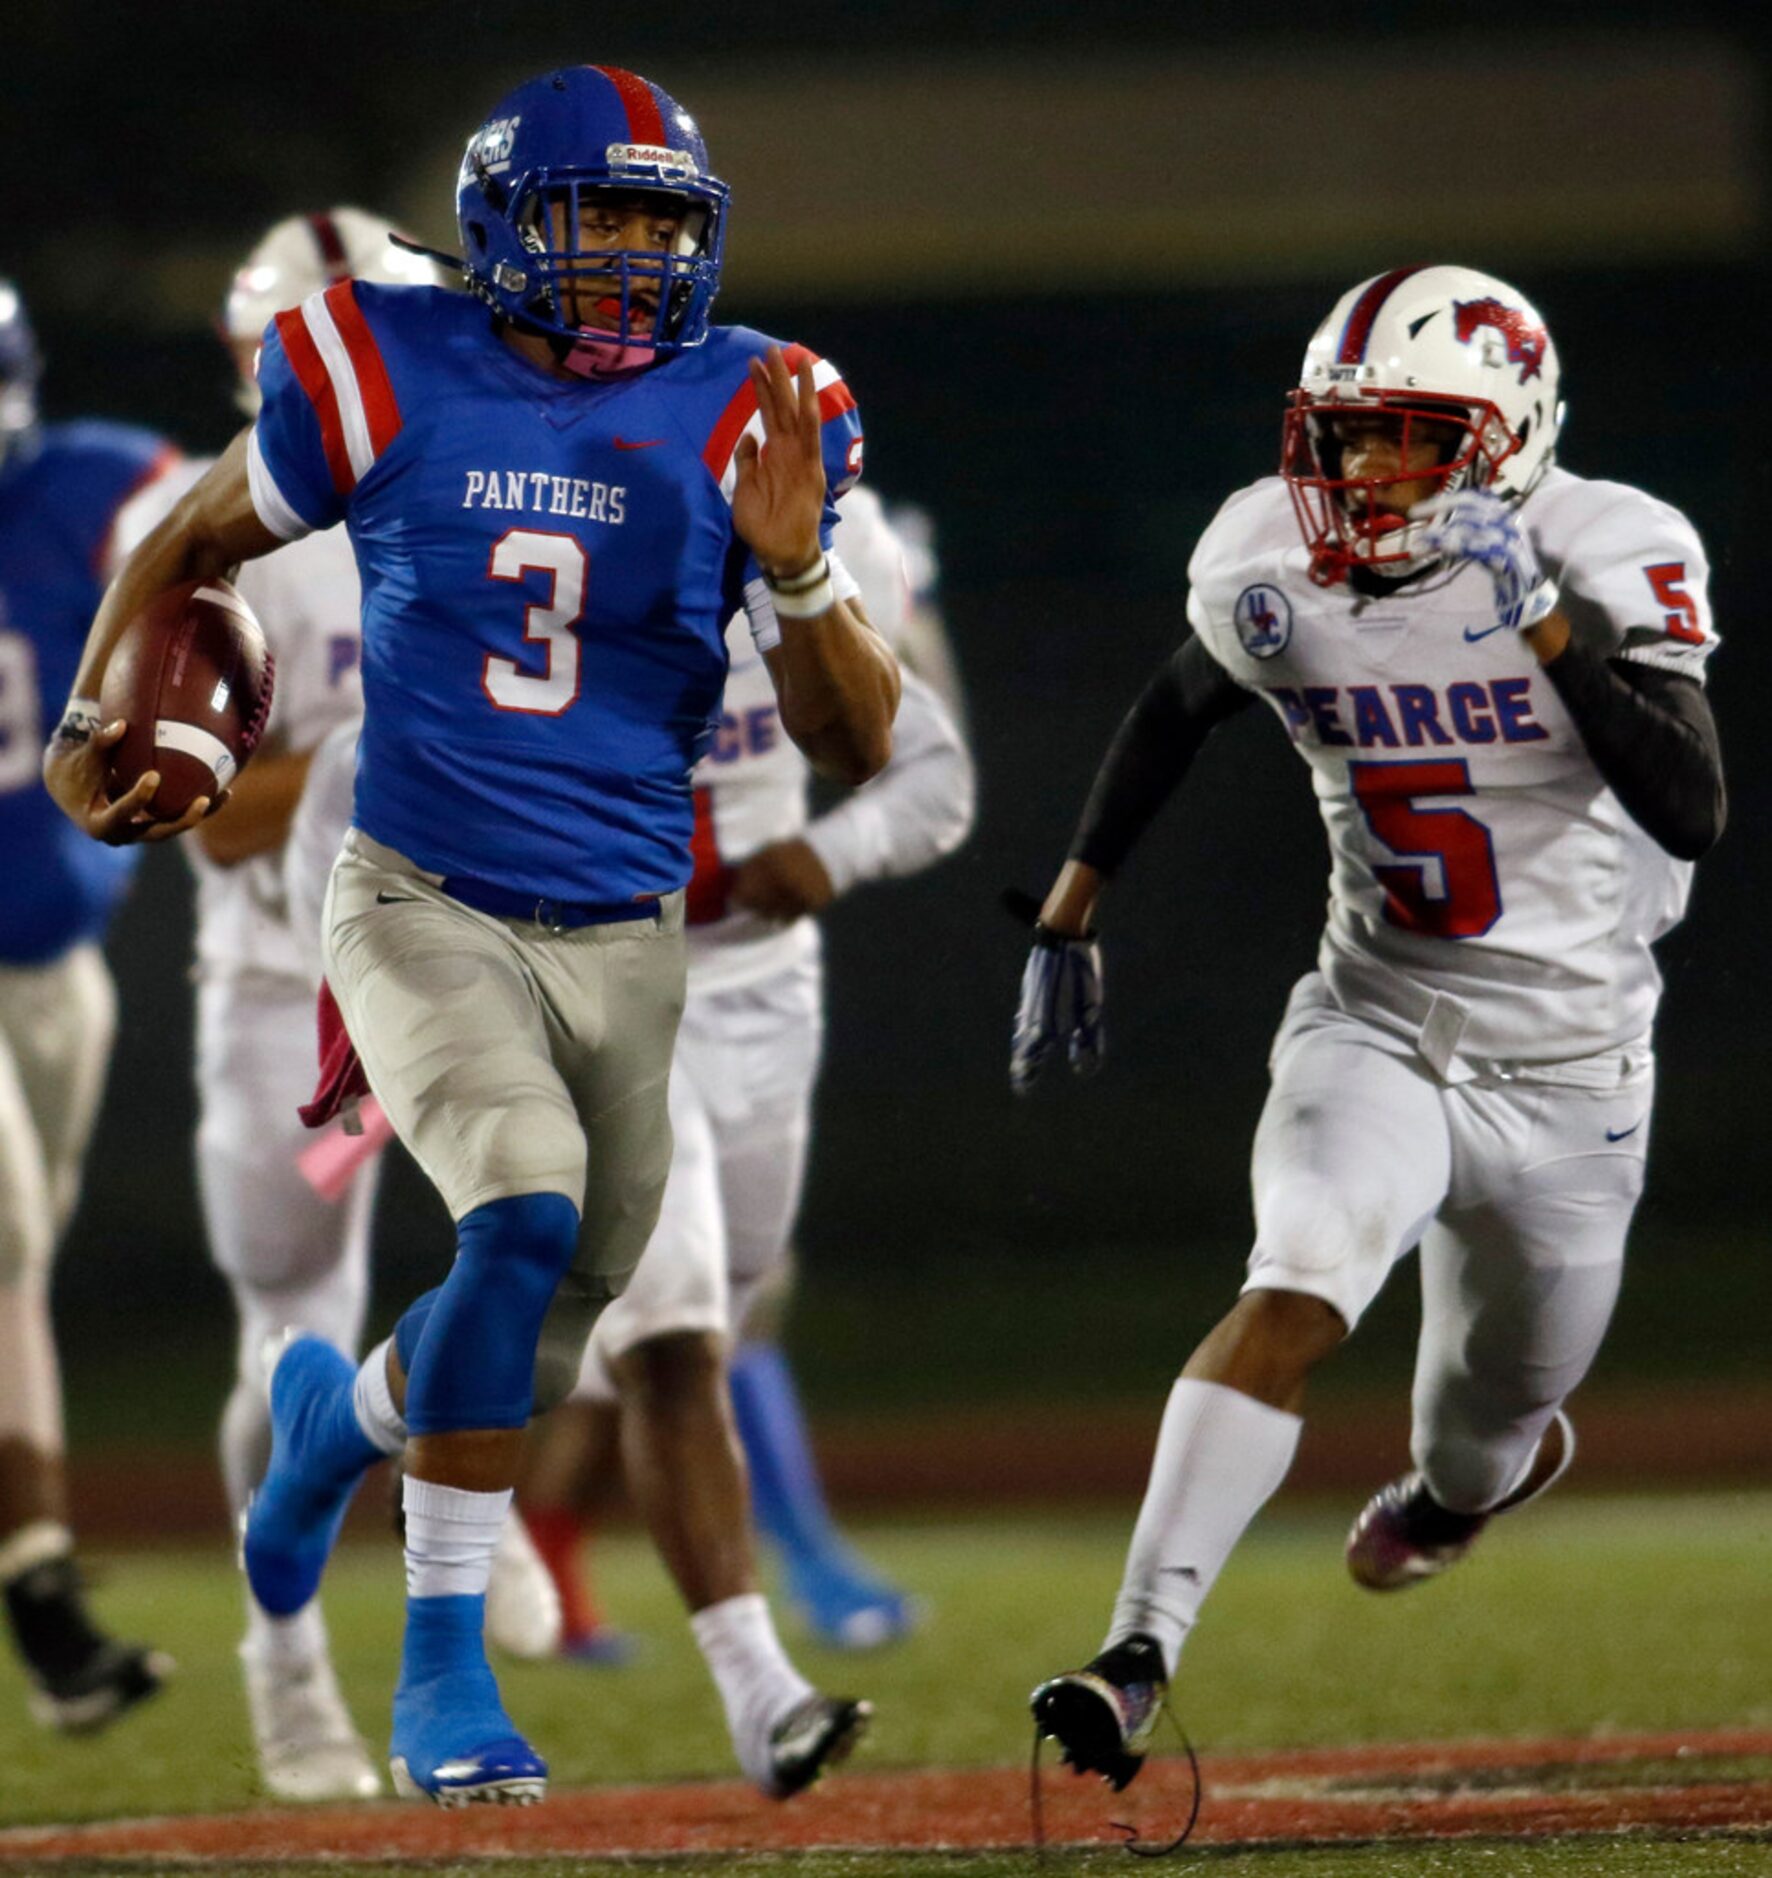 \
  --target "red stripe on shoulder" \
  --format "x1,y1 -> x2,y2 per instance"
322,280 -> 402,459
817,379 -> 857,422
594,65 -> 668,146
275,305 -> 354,496
700,346 -> 824,482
